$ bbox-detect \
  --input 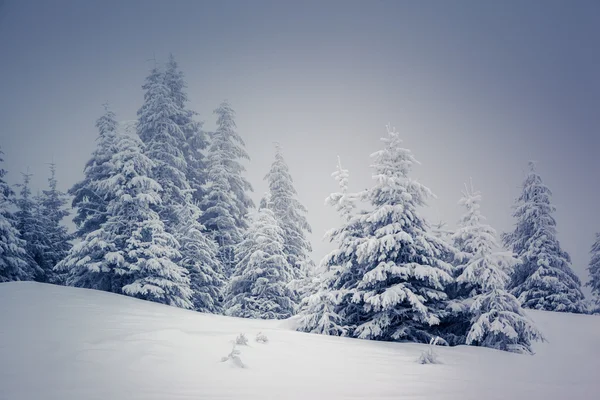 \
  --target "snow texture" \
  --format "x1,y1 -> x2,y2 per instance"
1,282 -> 598,400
